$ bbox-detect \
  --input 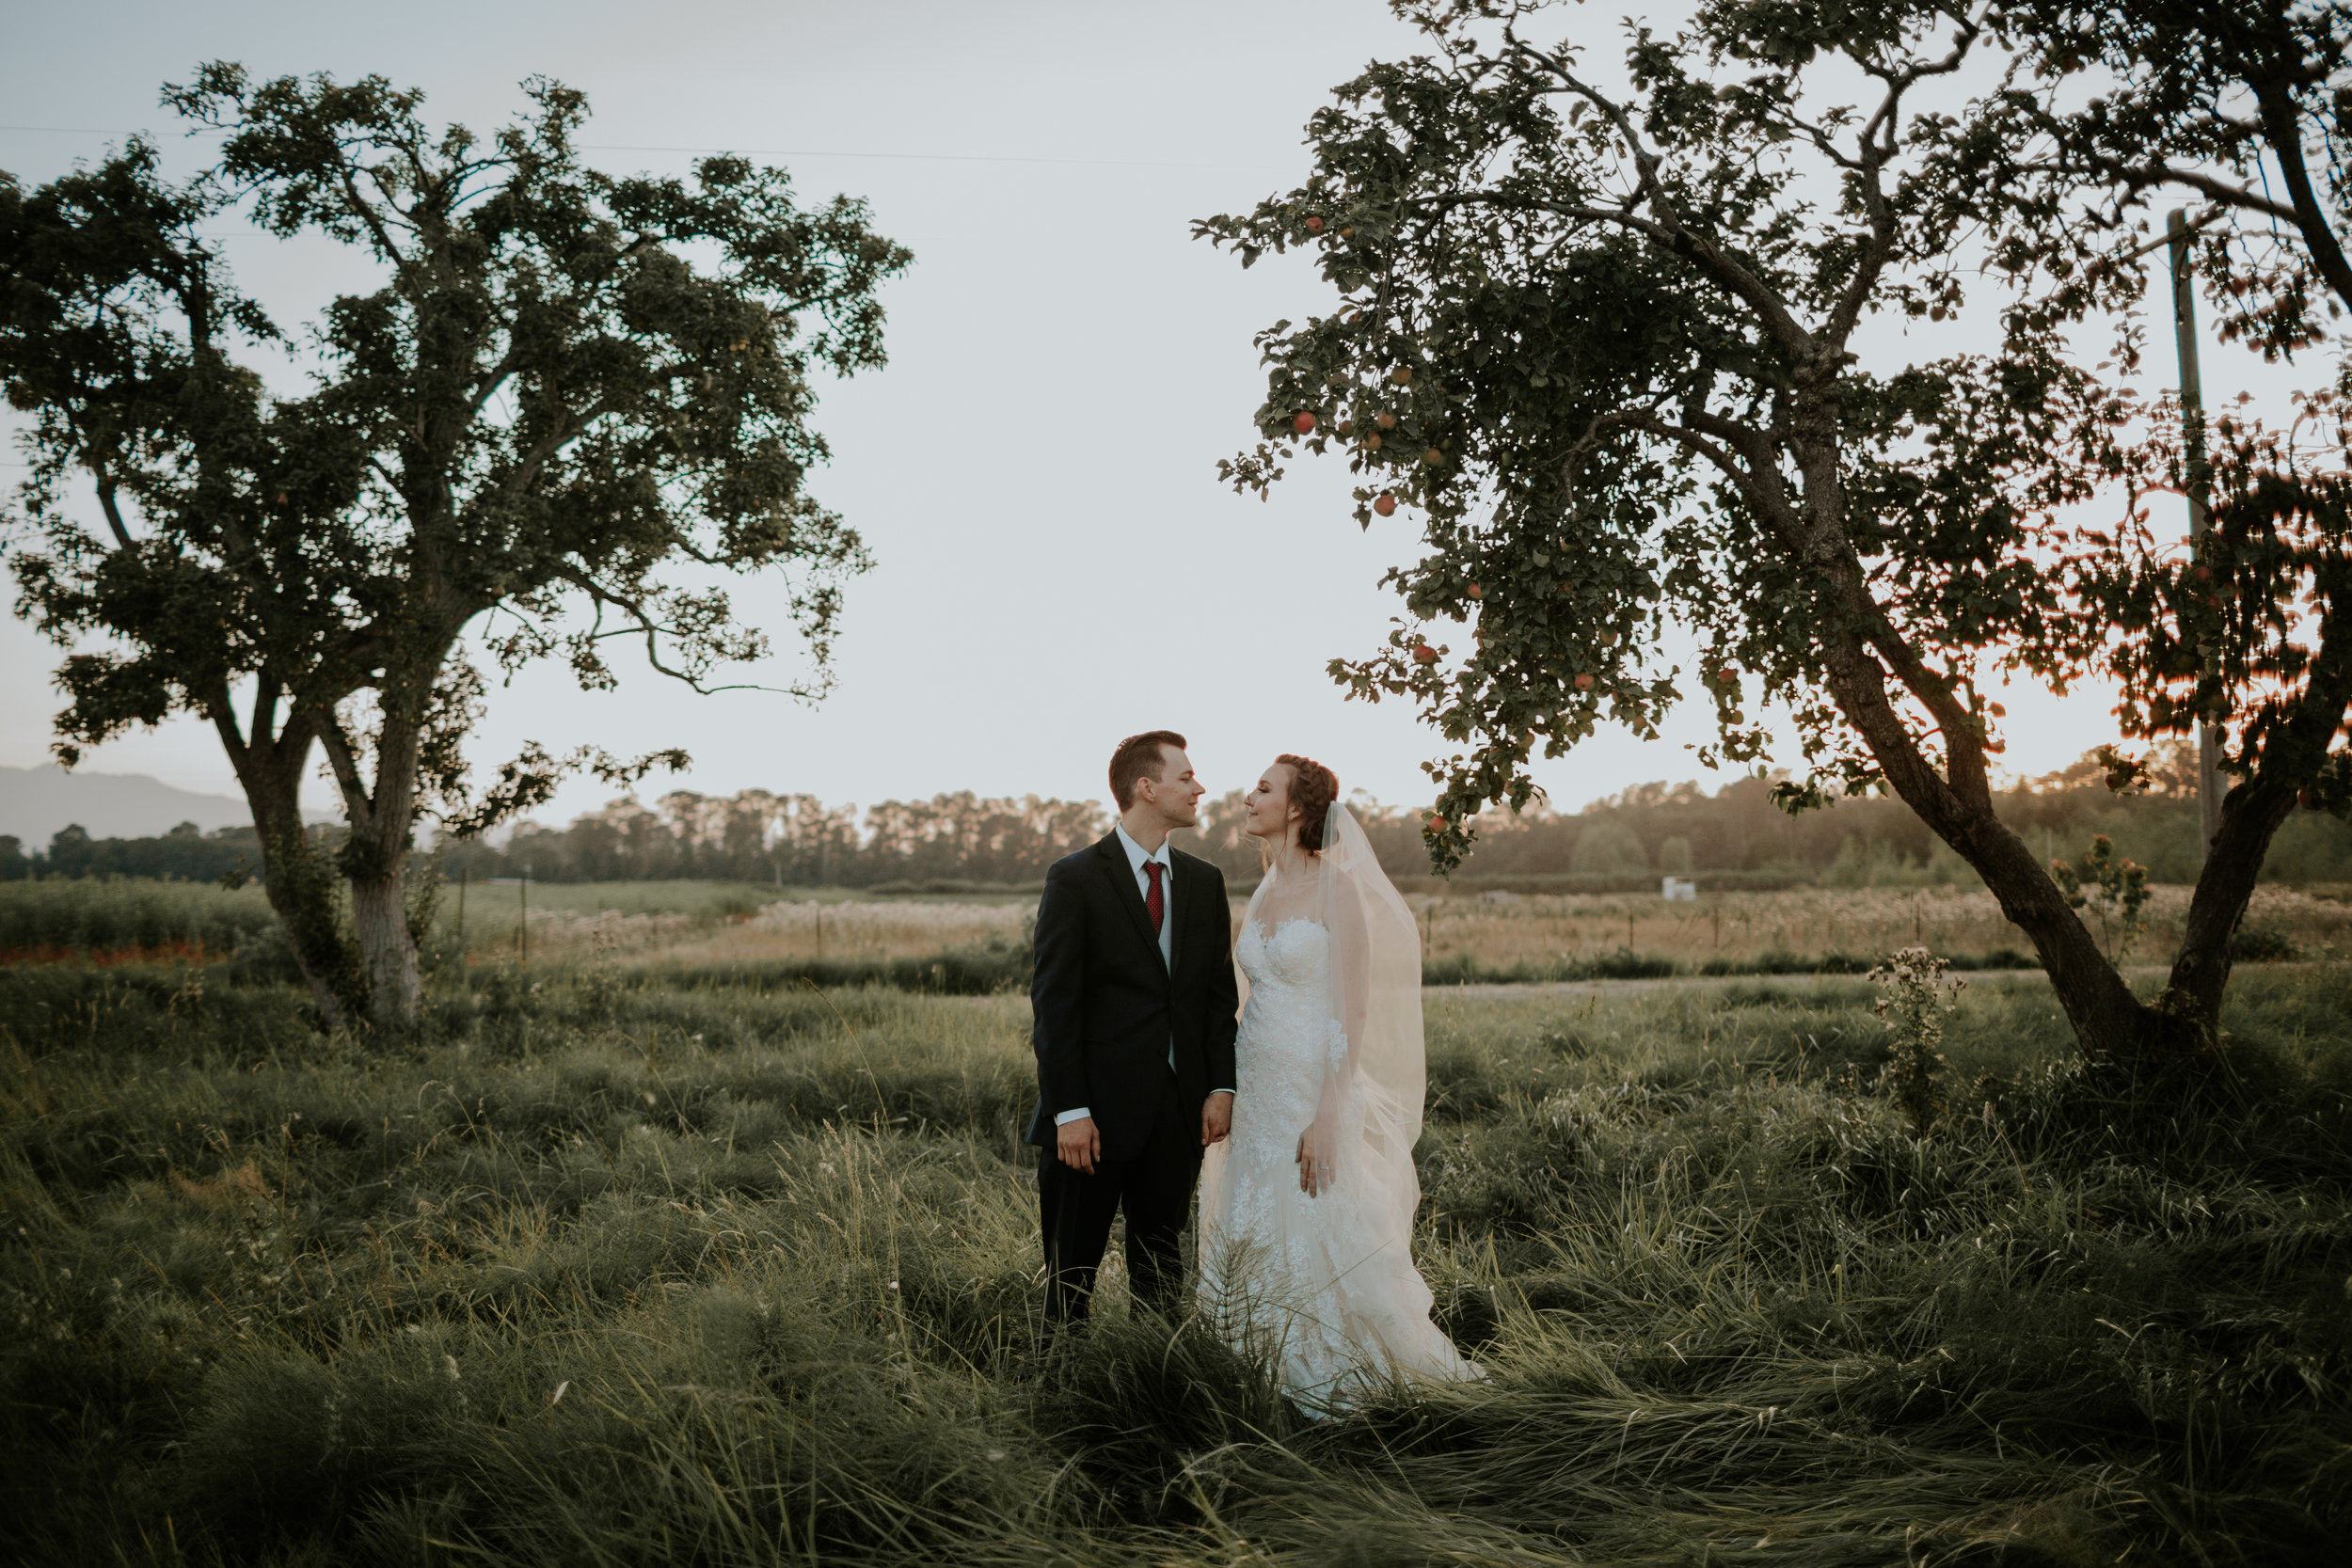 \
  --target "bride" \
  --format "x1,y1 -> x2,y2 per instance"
1197,753 -> 1480,1413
